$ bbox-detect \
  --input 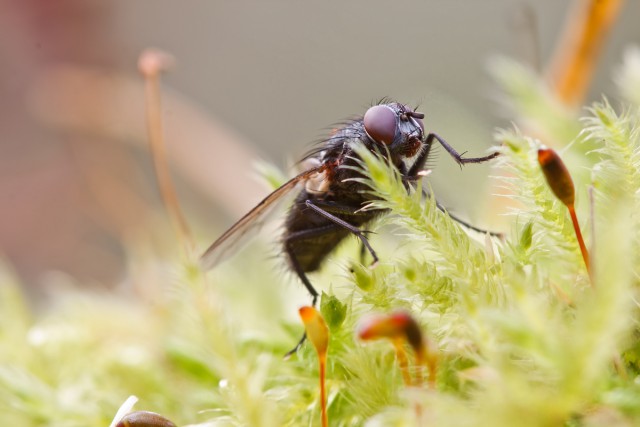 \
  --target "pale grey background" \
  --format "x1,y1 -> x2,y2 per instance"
112,0 -> 639,207
2,0 -> 639,288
